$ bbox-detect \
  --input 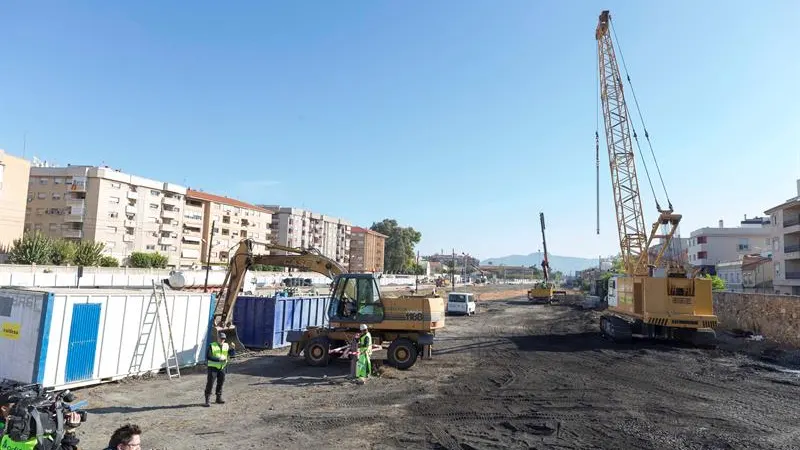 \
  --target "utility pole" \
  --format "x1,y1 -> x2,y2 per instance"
451,248 -> 455,291
203,220 -> 216,293
415,250 -> 420,293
